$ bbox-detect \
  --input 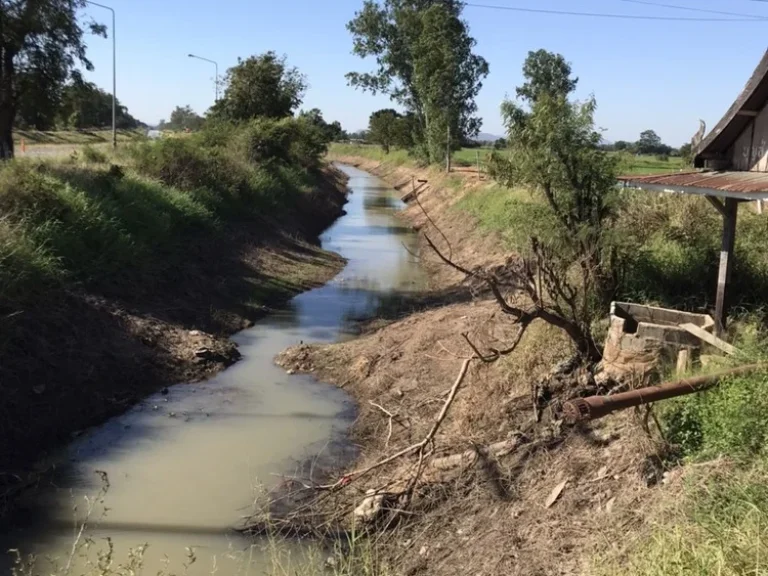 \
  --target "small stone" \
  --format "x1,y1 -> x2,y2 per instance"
419,546 -> 428,556
325,556 -> 337,569
168,412 -> 177,418
189,330 -> 201,336
152,405 -> 159,411
287,369 -> 295,375
354,490 -> 385,522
